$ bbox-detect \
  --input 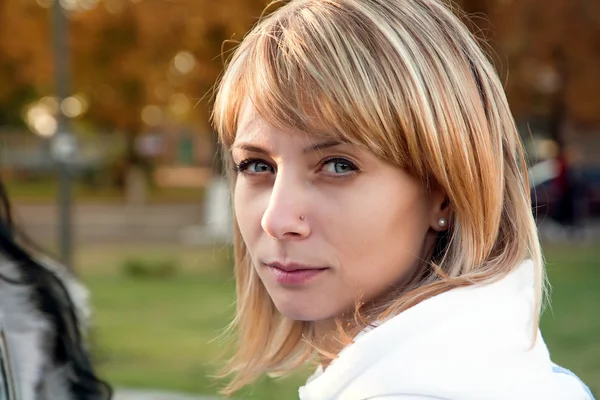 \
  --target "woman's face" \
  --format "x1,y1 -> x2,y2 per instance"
232,103 -> 448,322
